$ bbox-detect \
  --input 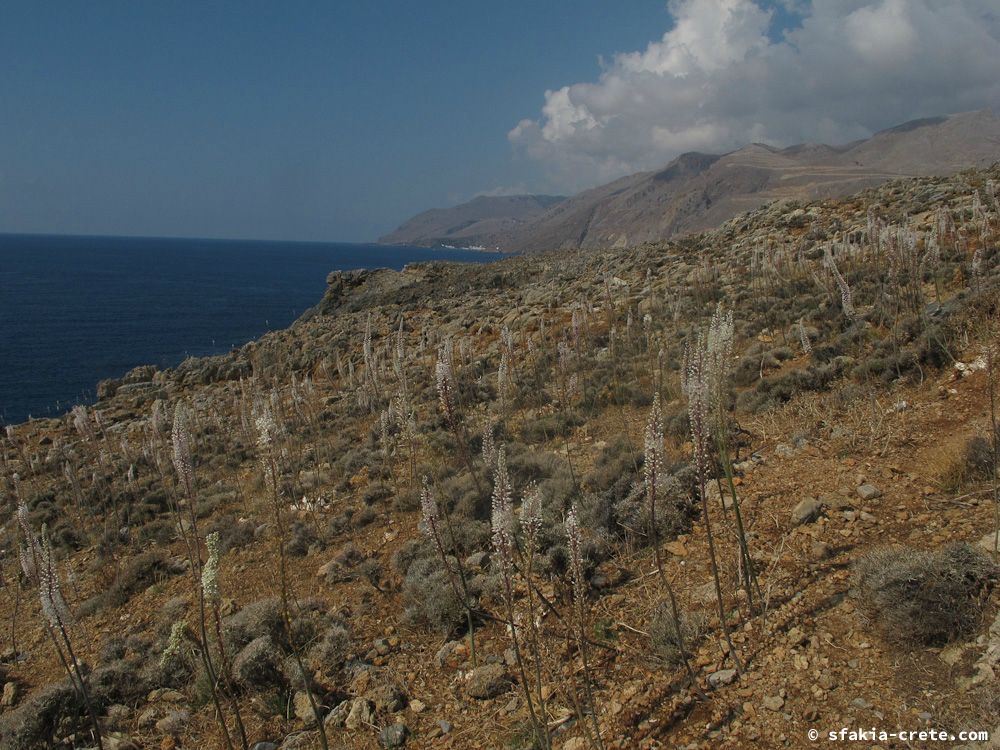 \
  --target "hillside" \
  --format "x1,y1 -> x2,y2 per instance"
384,110 -> 1000,253
377,194 -> 565,249
2,167 -> 1000,750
